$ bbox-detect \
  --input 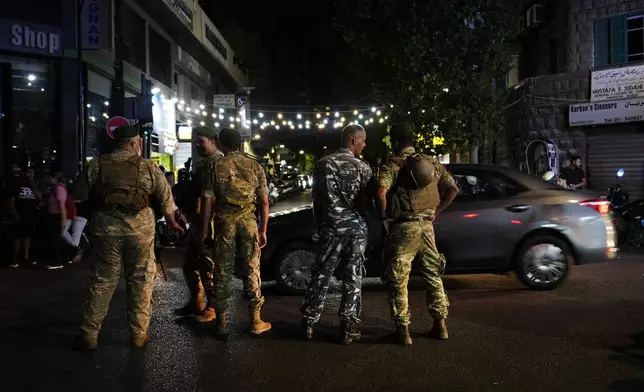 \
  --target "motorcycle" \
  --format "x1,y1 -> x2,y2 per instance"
268,182 -> 280,207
